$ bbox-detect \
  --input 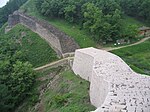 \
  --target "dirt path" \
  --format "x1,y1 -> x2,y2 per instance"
101,36 -> 150,51
34,57 -> 74,71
